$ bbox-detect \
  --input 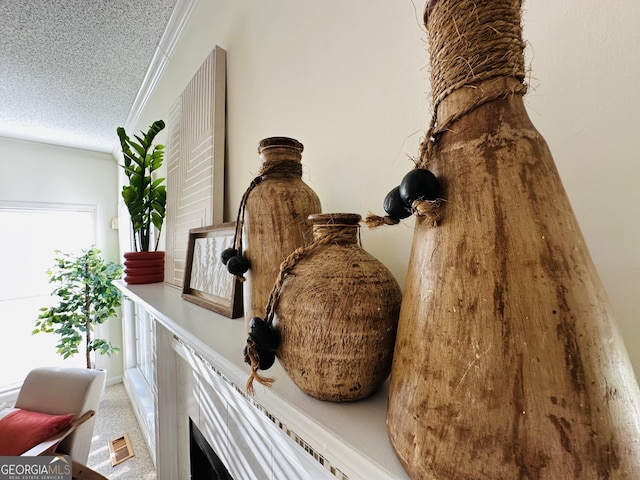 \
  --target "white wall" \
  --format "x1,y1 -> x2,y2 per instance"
0,137 -> 119,257
0,136 -> 123,381
131,0 -> 640,378
521,1 -> 640,375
